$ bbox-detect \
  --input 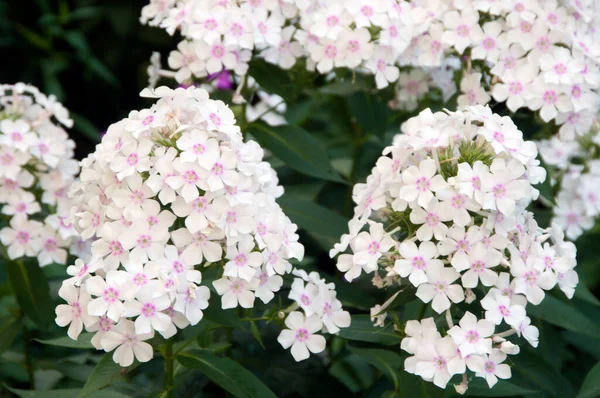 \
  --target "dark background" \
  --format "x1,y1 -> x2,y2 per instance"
0,0 -> 177,158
